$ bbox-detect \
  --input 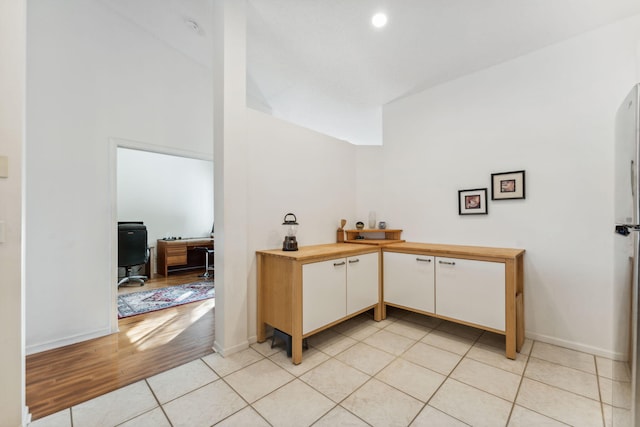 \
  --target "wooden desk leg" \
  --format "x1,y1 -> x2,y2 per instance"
292,335 -> 303,365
